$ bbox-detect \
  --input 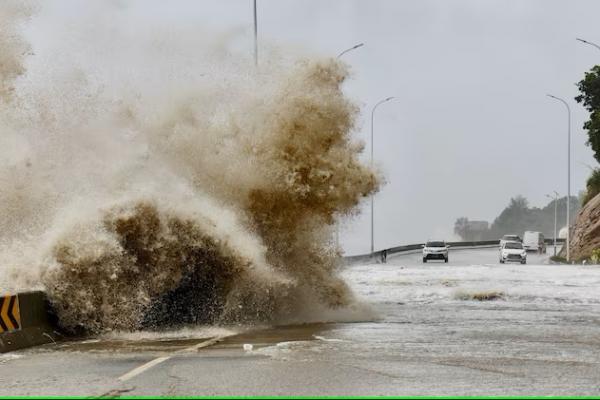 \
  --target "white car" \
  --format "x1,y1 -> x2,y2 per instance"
422,241 -> 449,263
499,234 -> 522,249
499,241 -> 527,264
